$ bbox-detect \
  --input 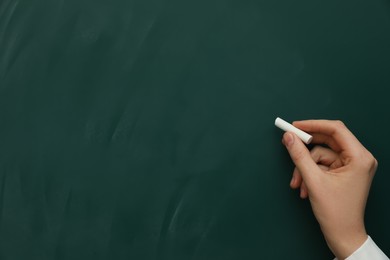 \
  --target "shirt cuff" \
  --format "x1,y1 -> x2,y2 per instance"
333,236 -> 389,260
